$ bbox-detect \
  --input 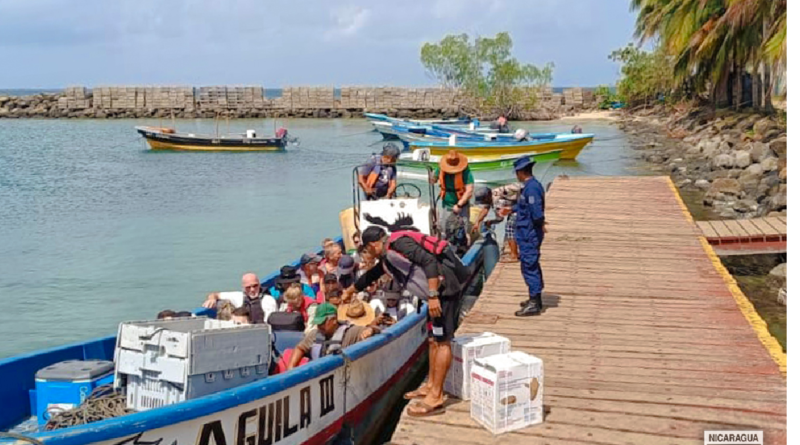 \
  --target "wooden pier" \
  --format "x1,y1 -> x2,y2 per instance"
697,217 -> 787,255
391,176 -> 786,445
